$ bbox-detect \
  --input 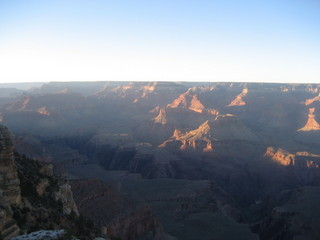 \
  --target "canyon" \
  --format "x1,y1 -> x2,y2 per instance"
1,81 -> 320,239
